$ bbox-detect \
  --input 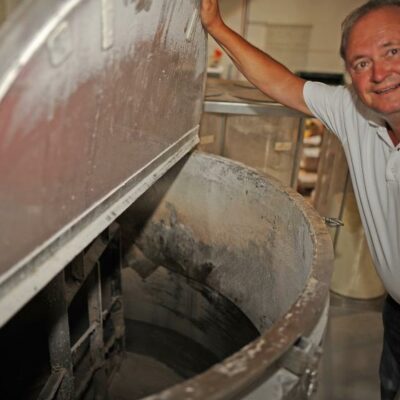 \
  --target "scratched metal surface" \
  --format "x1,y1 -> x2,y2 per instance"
0,0 -> 206,292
